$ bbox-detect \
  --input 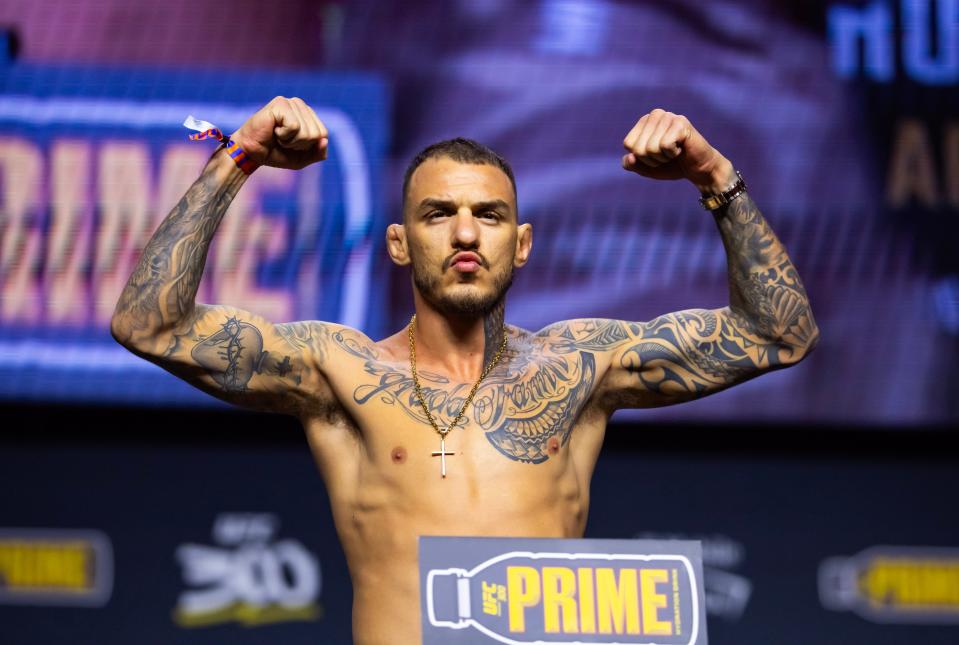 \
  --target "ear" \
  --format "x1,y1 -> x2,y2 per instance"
386,223 -> 410,266
513,222 -> 532,268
